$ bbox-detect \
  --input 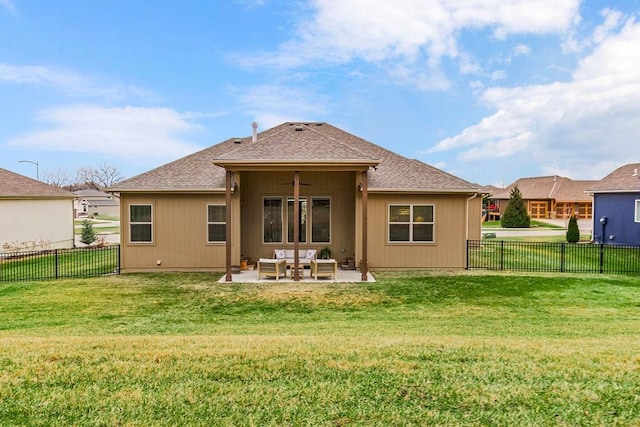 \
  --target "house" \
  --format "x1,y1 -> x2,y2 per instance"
109,122 -> 483,280
486,176 -> 597,220
74,189 -> 120,218
0,168 -> 76,251
587,163 -> 640,245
